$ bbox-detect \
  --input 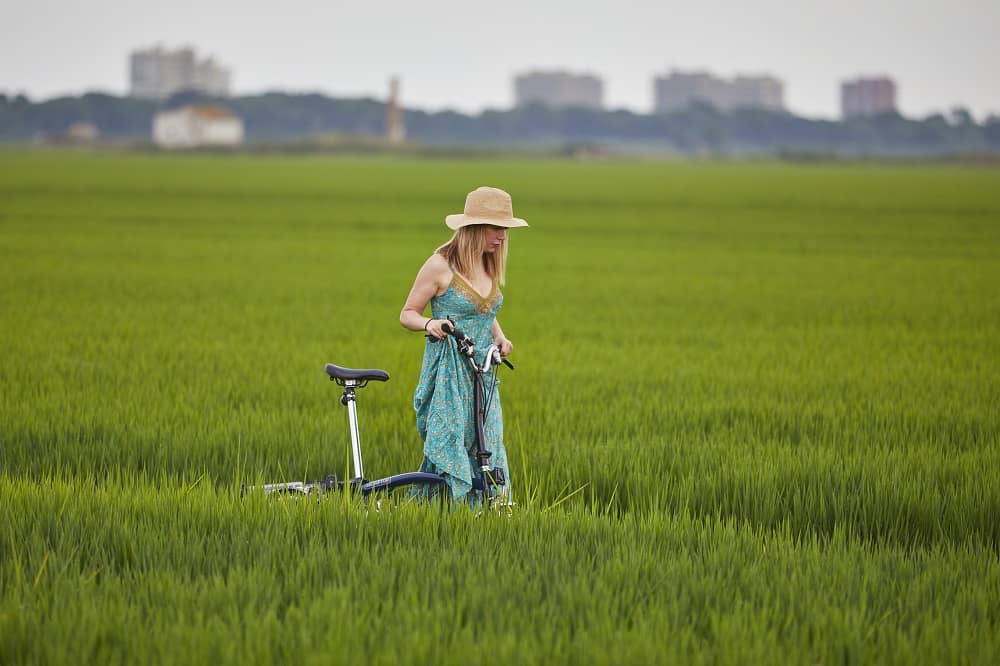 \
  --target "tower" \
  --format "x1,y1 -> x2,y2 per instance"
386,77 -> 406,143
